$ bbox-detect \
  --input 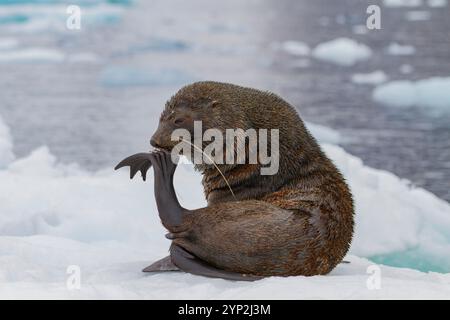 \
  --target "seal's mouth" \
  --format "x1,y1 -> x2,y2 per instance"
151,146 -> 171,153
